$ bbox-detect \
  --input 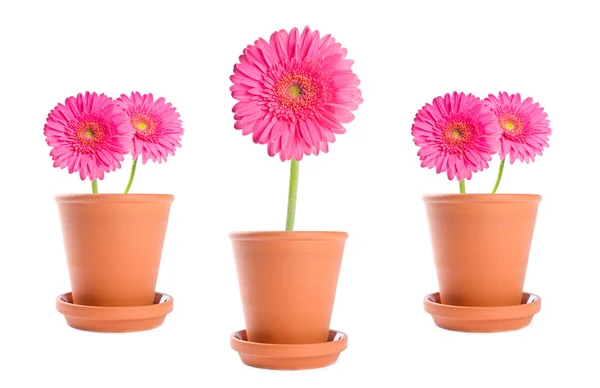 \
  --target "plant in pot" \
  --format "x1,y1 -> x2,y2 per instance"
45,91 -> 184,332
228,26 -> 363,369
412,91 -> 551,332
